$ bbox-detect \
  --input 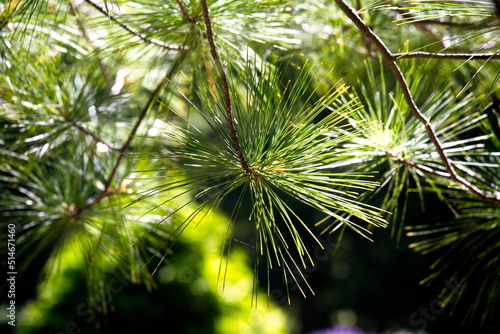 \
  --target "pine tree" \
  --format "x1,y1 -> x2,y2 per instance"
1,0 -> 499,331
